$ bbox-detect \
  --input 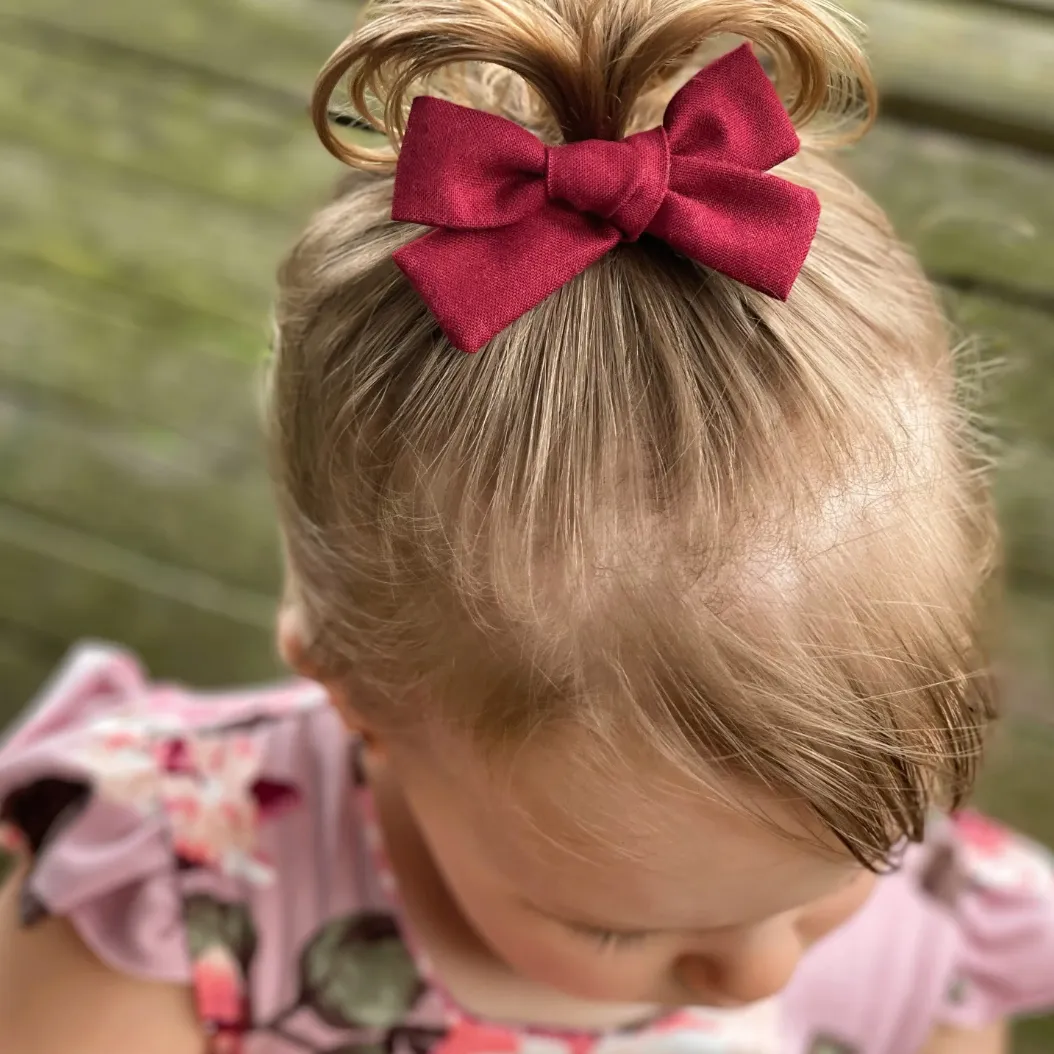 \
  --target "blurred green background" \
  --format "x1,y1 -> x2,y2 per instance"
0,0 -> 1052,1048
